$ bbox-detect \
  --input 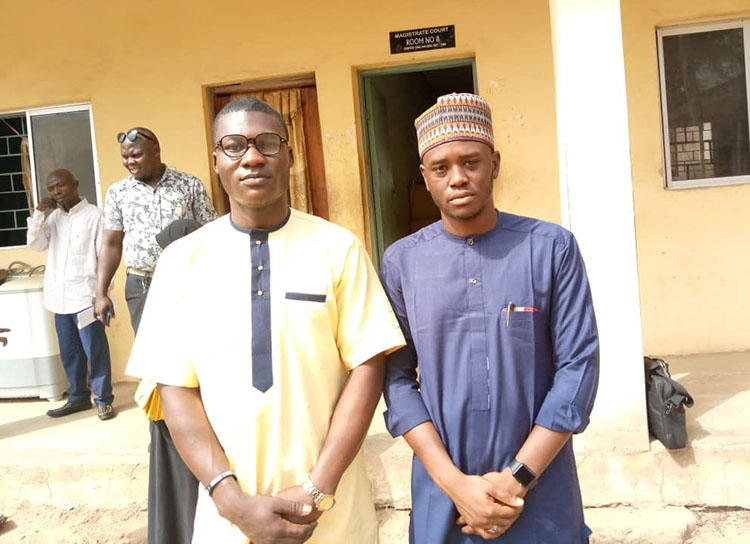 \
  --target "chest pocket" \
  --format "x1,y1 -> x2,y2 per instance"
282,290 -> 332,330
500,295 -> 544,344
70,233 -> 90,255
69,217 -> 95,256
285,292 -> 326,303
281,289 -> 337,372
